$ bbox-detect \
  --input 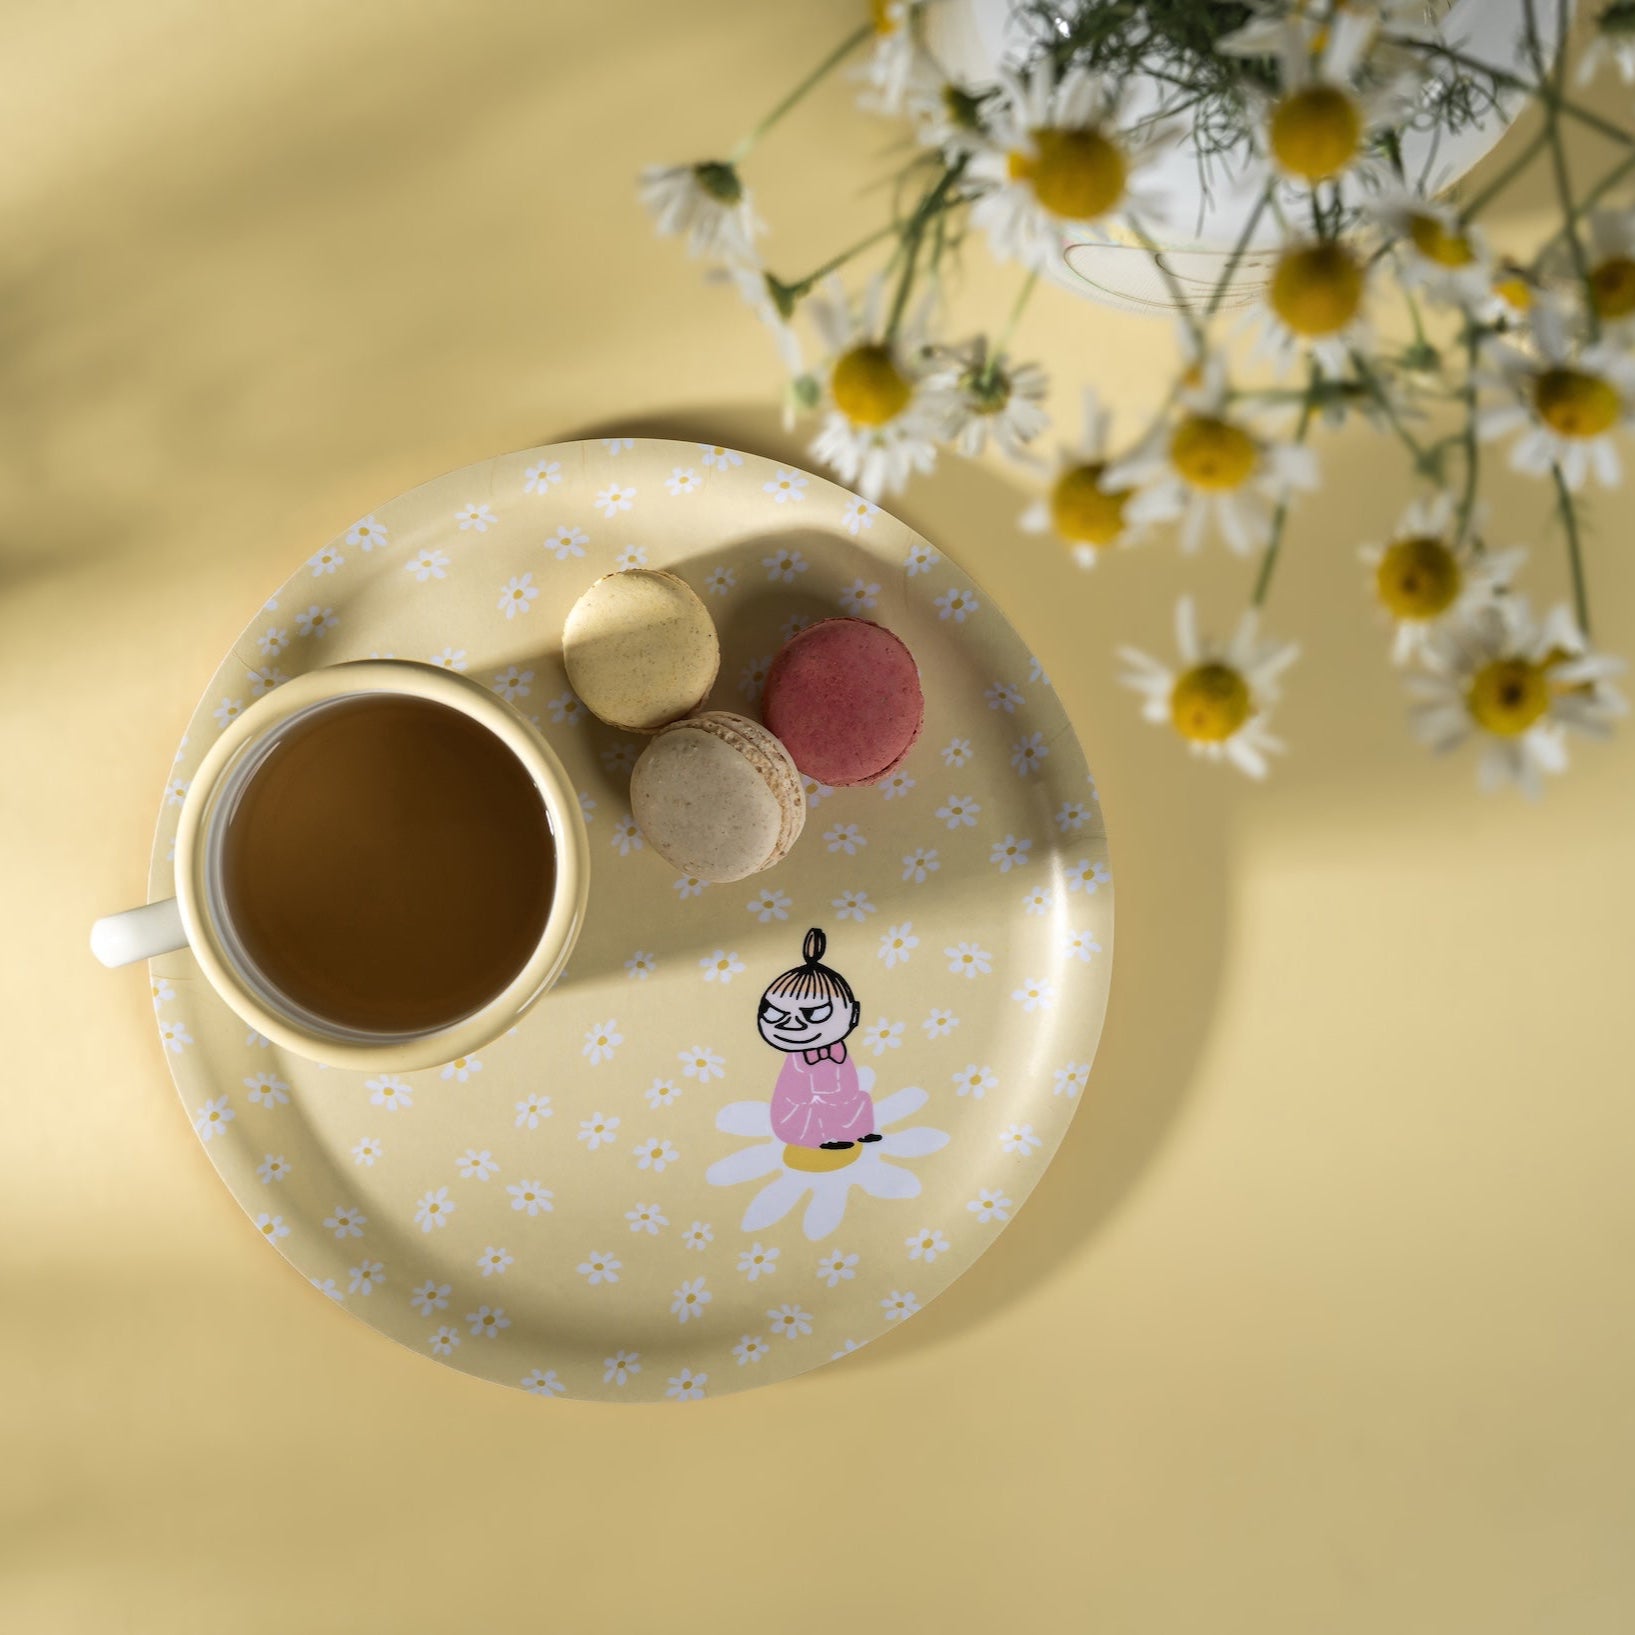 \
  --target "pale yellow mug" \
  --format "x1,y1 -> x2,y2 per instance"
90,660 -> 590,1071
